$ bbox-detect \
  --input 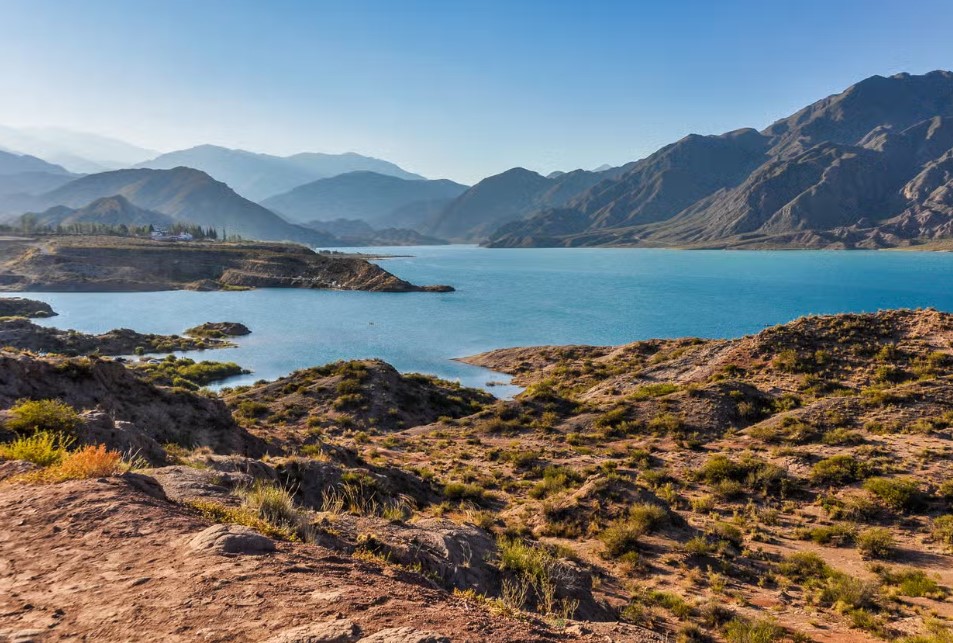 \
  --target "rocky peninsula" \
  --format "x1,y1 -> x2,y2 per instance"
0,296 -> 56,318
0,317 -> 245,355
0,236 -> 453,293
